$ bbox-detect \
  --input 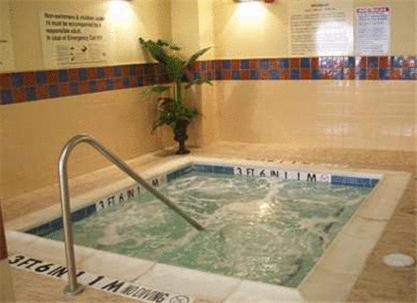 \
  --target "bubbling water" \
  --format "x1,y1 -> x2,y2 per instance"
46,172 -> 372,287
